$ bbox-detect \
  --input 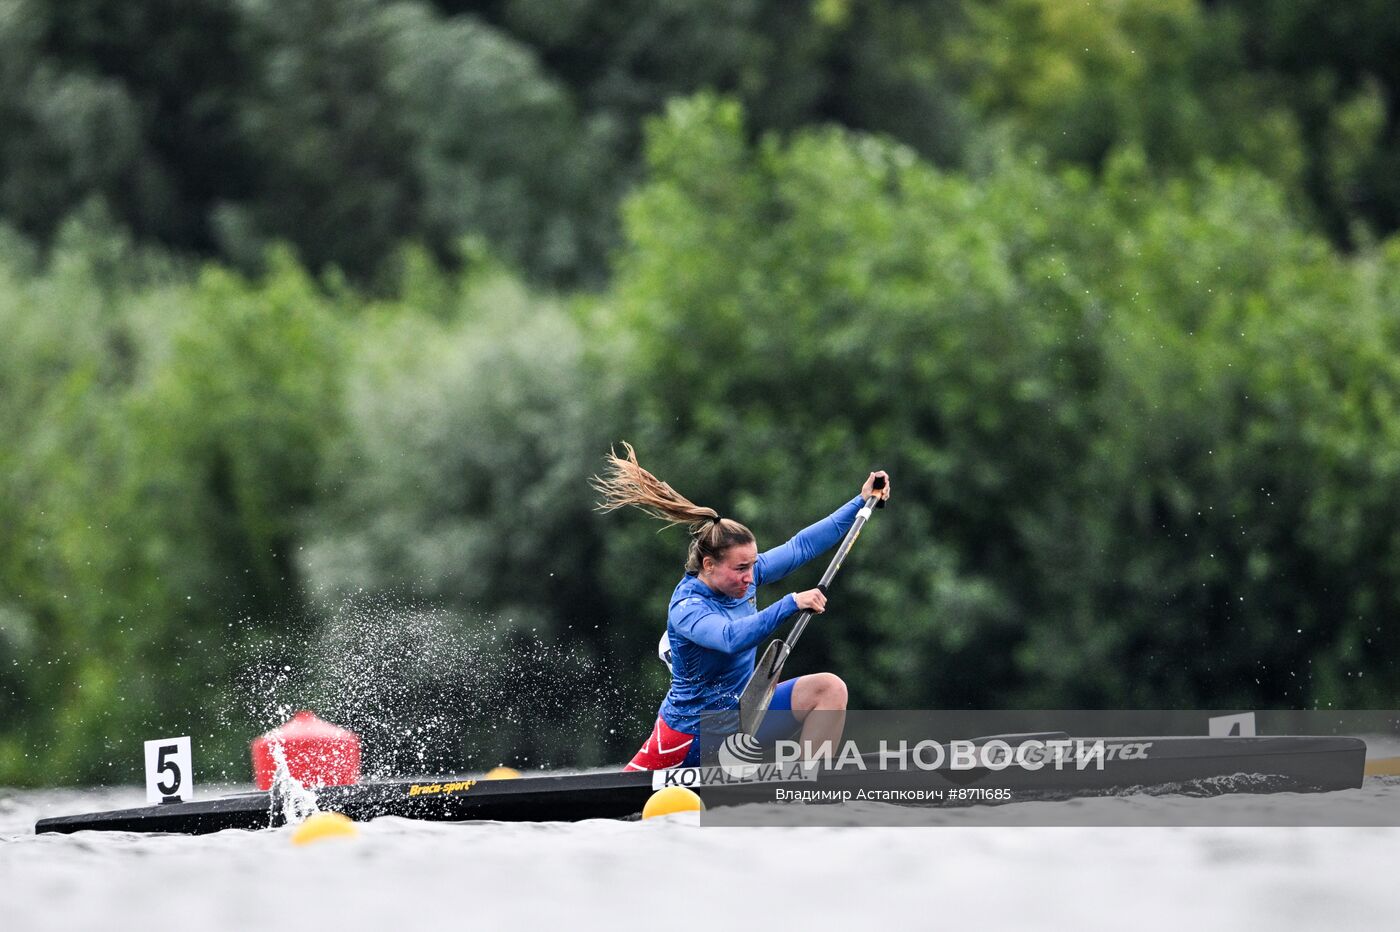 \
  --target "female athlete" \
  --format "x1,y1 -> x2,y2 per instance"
592,444 -> 890,770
